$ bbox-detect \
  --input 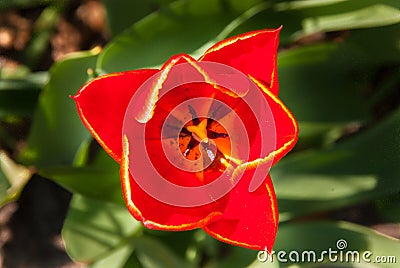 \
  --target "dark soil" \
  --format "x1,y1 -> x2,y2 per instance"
0,0 -> 108,73
1,177 -> 77,268
0,1 -> 108,267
